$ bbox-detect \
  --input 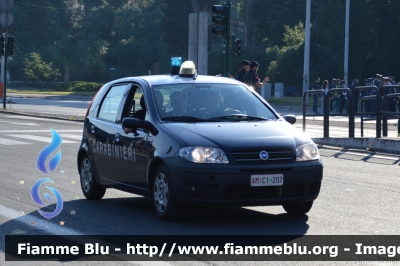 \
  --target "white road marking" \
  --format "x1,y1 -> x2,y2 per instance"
0,120 -> 40,126
57,134 -> 83,140
132,262 -> 174,266
0,137 -> 30,145
8,134 -> 78,144
295,125 -> 398,138
2,115 -> 81,123
0,129 -> 82,133
320,148 -> 400,161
